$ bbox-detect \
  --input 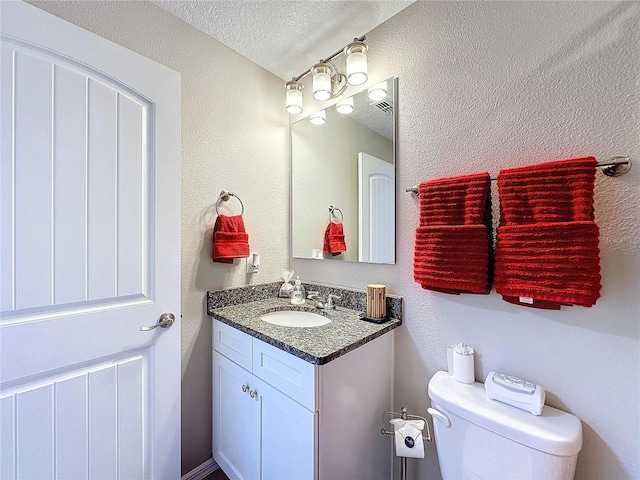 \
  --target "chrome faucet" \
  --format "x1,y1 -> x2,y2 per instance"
324,294 -> 341,313
306,292 -> 325,309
